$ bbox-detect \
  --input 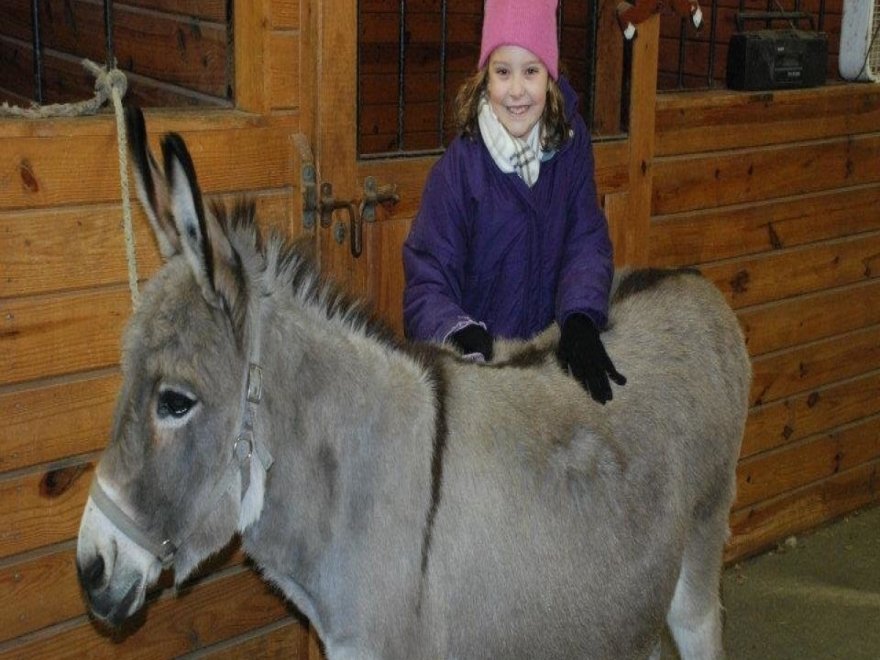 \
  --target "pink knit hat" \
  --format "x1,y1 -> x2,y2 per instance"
478,0 -> 559,80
